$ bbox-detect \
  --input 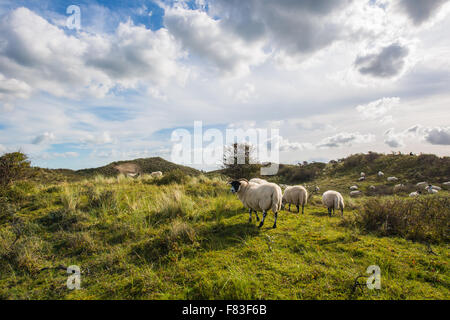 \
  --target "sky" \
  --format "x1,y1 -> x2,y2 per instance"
0,0 -> 449,171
